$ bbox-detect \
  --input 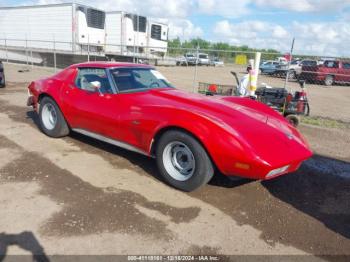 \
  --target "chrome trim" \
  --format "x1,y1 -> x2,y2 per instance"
72,128 -> 150,157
